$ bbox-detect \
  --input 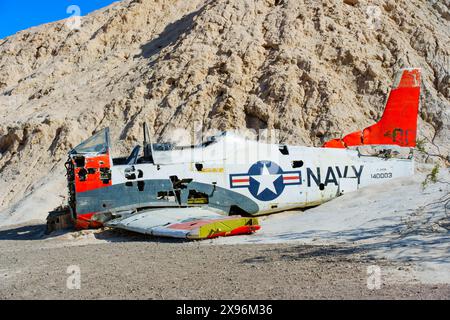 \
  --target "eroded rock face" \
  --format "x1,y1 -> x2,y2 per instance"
0,0 -> 448,221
